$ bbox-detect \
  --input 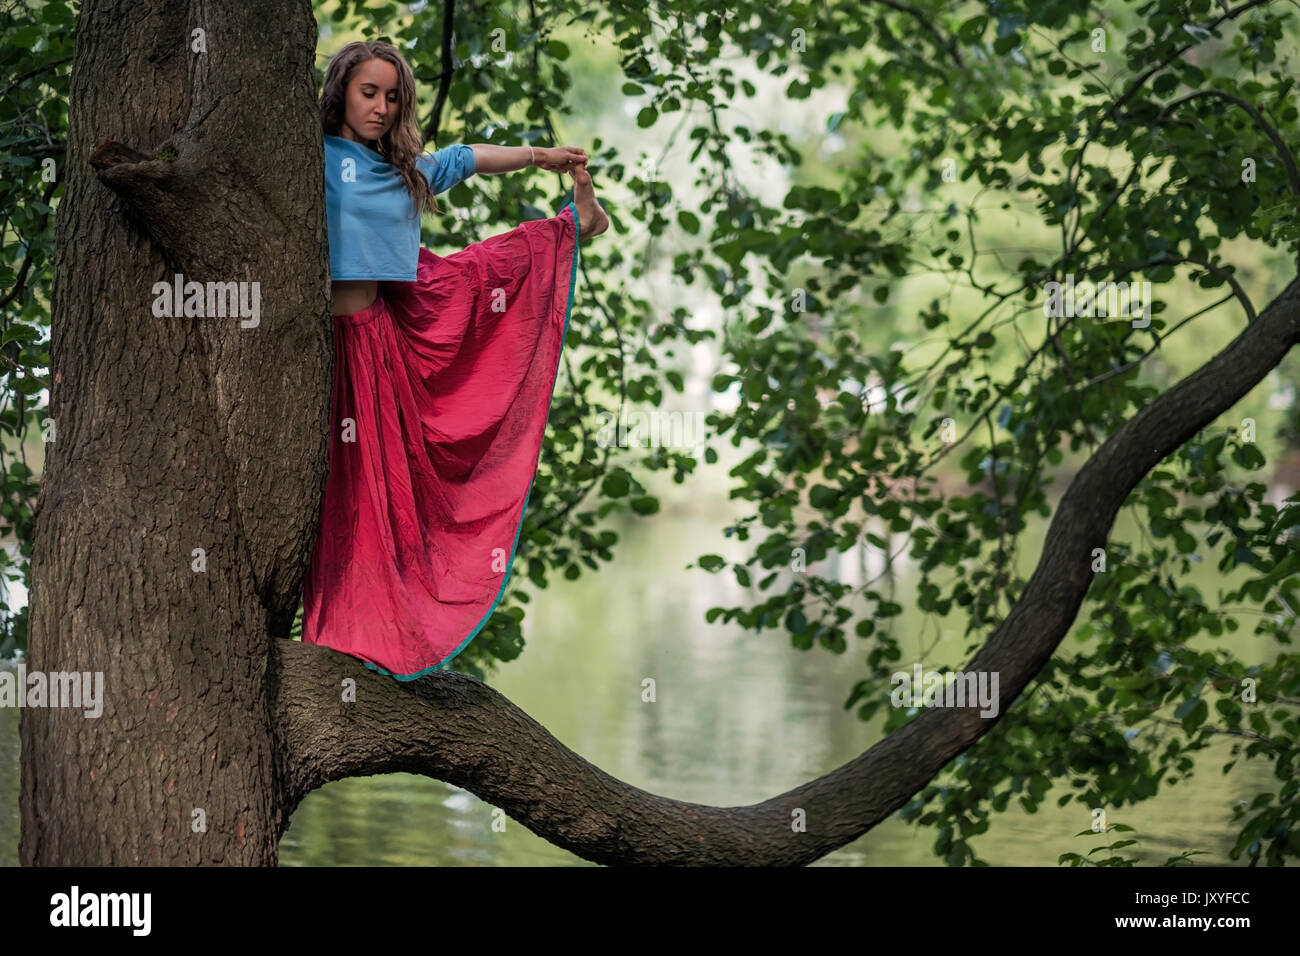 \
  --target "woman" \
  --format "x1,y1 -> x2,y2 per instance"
302,40 -> 608,680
